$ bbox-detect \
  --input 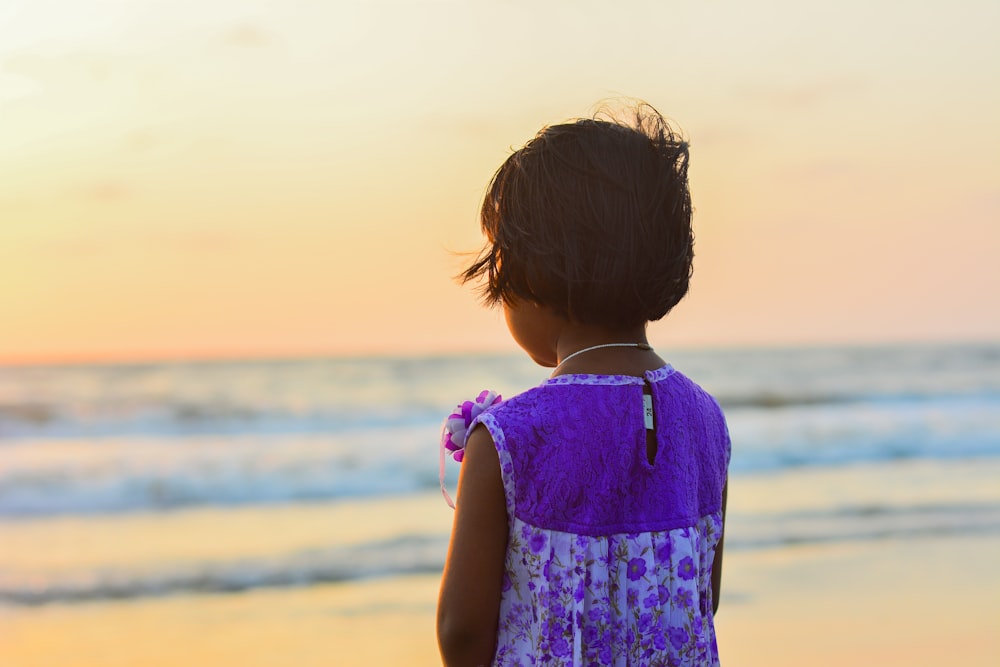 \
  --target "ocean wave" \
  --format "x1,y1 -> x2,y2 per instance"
0,354 -> 526,440
0,534 -> 449,606
2,396 -> 999,518
728,501 -> 1000,550
0,400 -> 443,440
2,345 -> 999,440
3,501 -> 998,607
0,402 -> 59,426
2,346 -> 999,517
0,431 -> 442,518
1,391 -> 997,446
